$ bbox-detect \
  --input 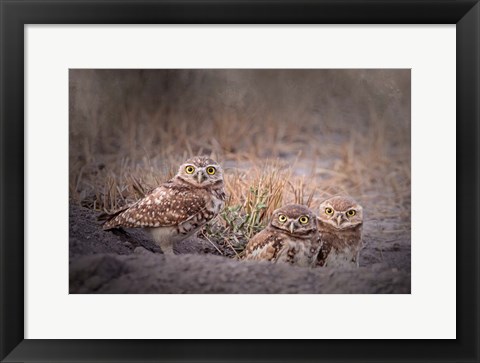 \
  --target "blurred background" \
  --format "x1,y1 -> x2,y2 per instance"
69,69 -> 410,268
